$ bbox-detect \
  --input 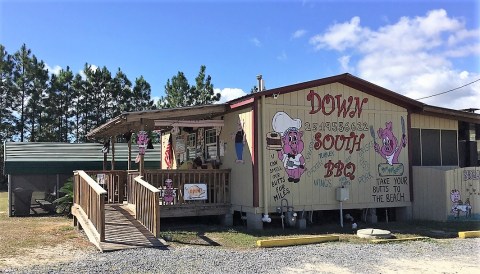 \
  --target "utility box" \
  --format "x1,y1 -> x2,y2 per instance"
336,187 -> 349,201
